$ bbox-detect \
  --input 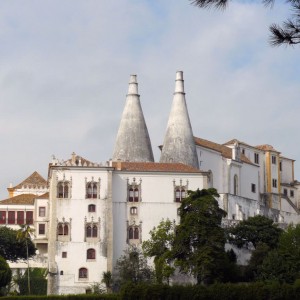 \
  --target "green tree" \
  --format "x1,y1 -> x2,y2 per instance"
259,224 -> 300,283
0,256 -> 12,293
228,215 -> 282,249
172,188 -> 227,285
190,0 -> 300,46
101,271 -> 113,292
142,219 -> 175,284
17,225 -> 35,294
0,226 -> 36,262
115,247 -> 153,286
